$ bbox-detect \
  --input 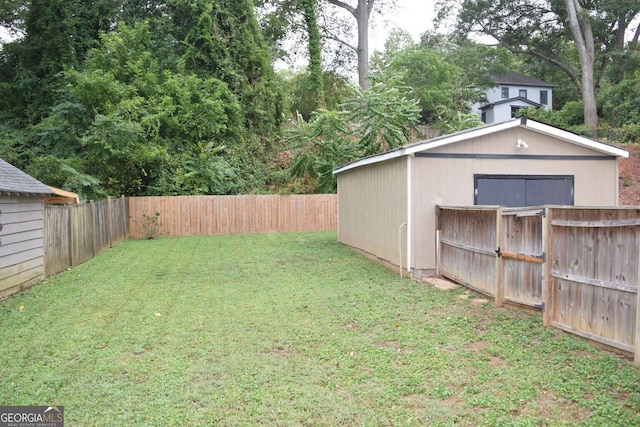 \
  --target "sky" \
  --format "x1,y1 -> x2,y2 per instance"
369,0 -> 438,53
